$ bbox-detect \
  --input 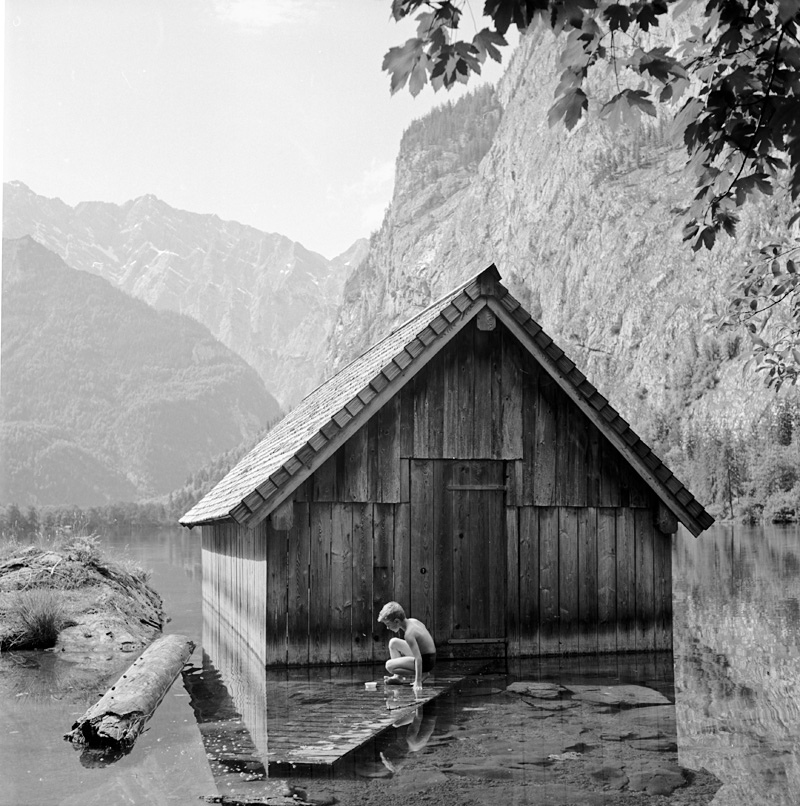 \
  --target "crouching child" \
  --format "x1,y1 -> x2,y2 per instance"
377,601 -> 436,691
